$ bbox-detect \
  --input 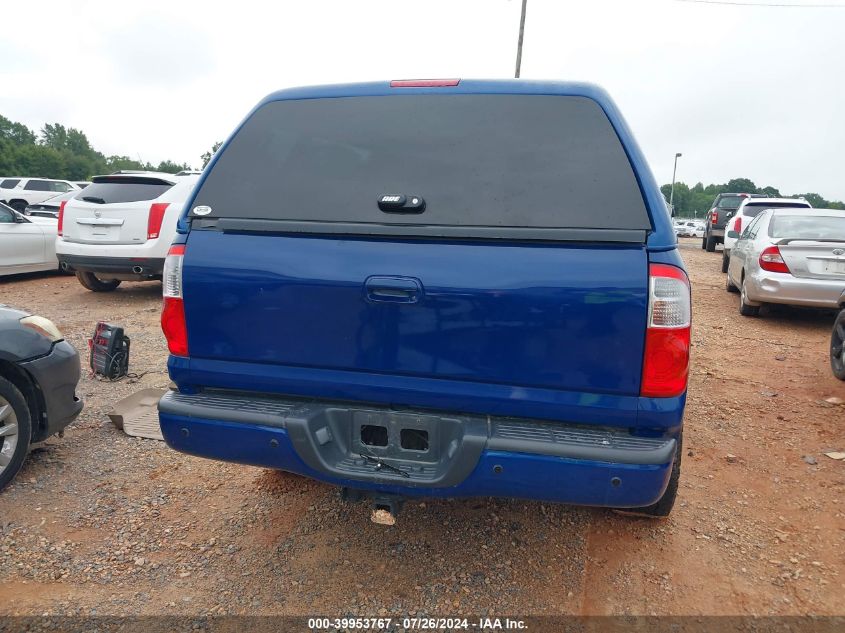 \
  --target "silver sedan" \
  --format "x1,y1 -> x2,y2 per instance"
725,208 -> 845,316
